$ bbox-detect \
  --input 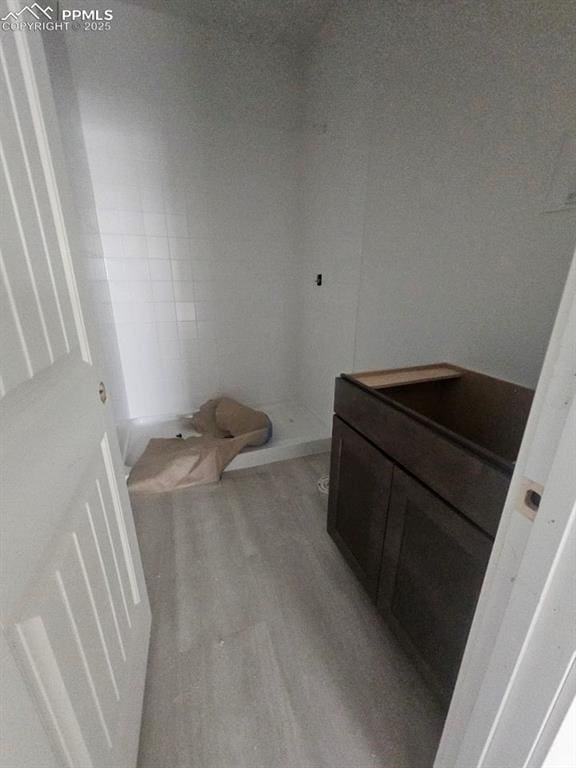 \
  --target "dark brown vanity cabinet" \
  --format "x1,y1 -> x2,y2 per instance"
327,417 -> 393,599
377,468 -> 493,700
327,364 -> 533,705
